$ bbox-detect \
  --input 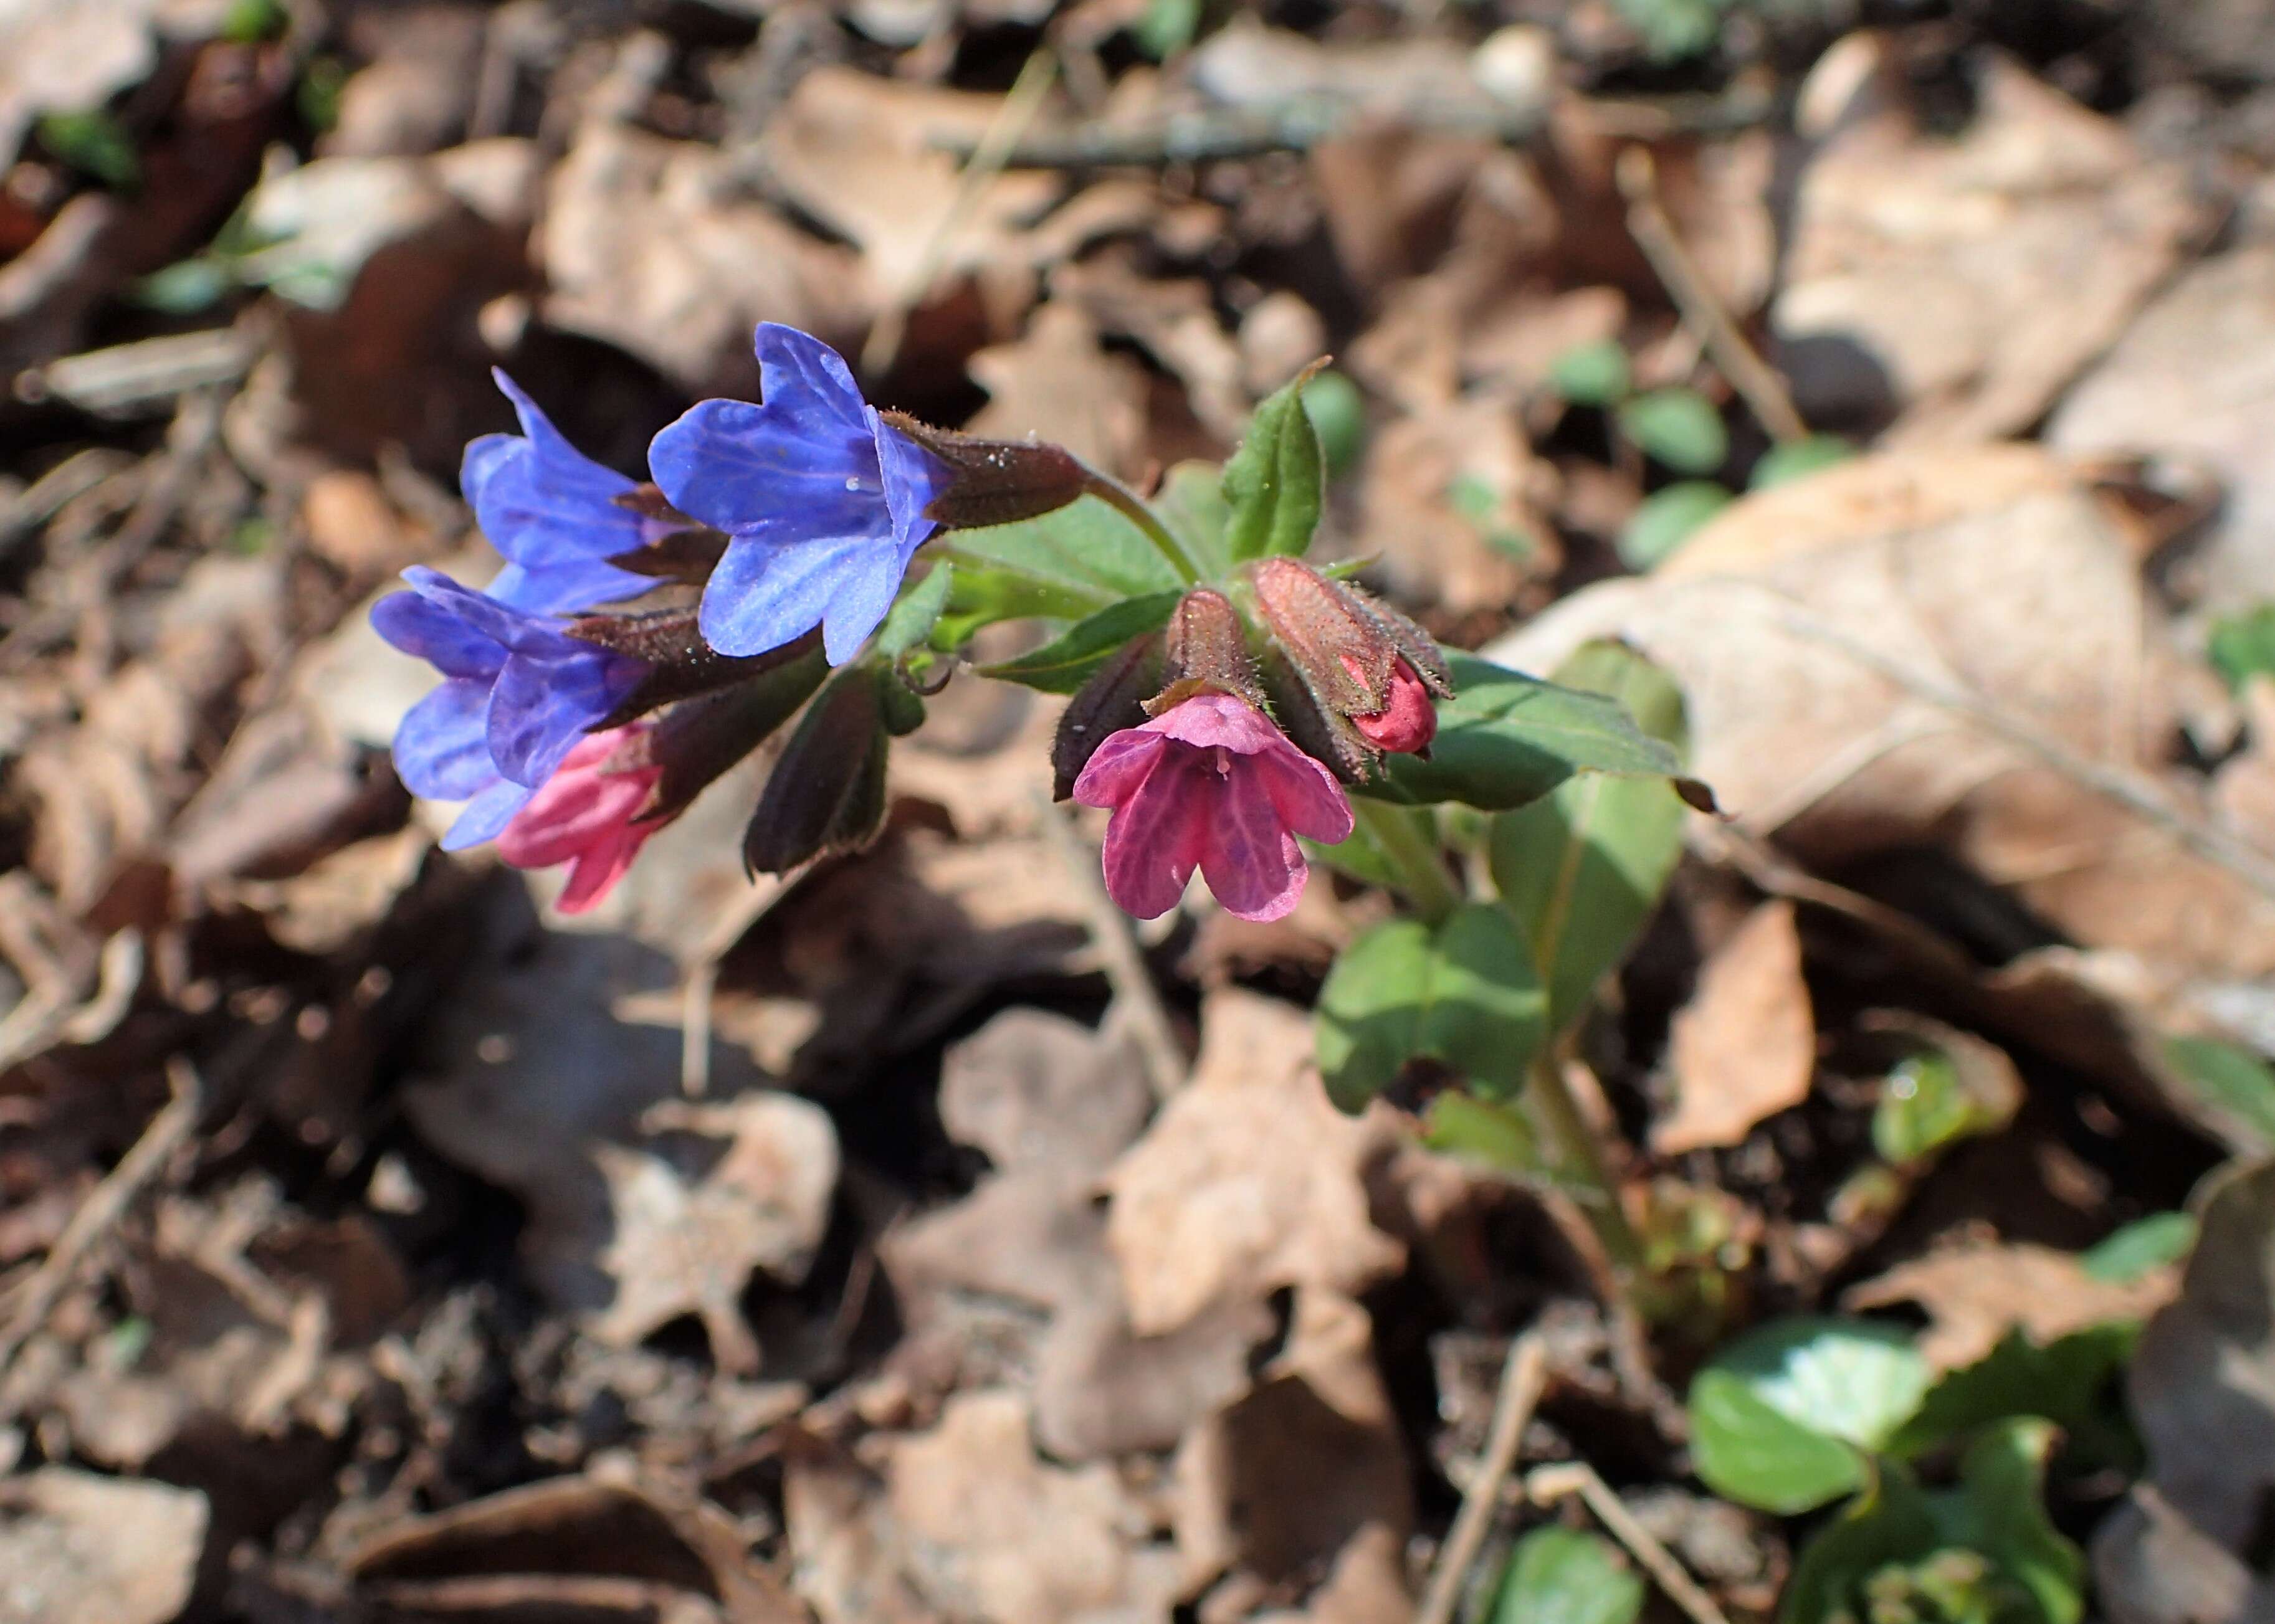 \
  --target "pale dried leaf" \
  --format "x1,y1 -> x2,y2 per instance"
1105,990 -> 1405,1336
0,1470 -> 207,1624
1847,1239 -> 2180,1372
1655,901 -> 1816,1156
